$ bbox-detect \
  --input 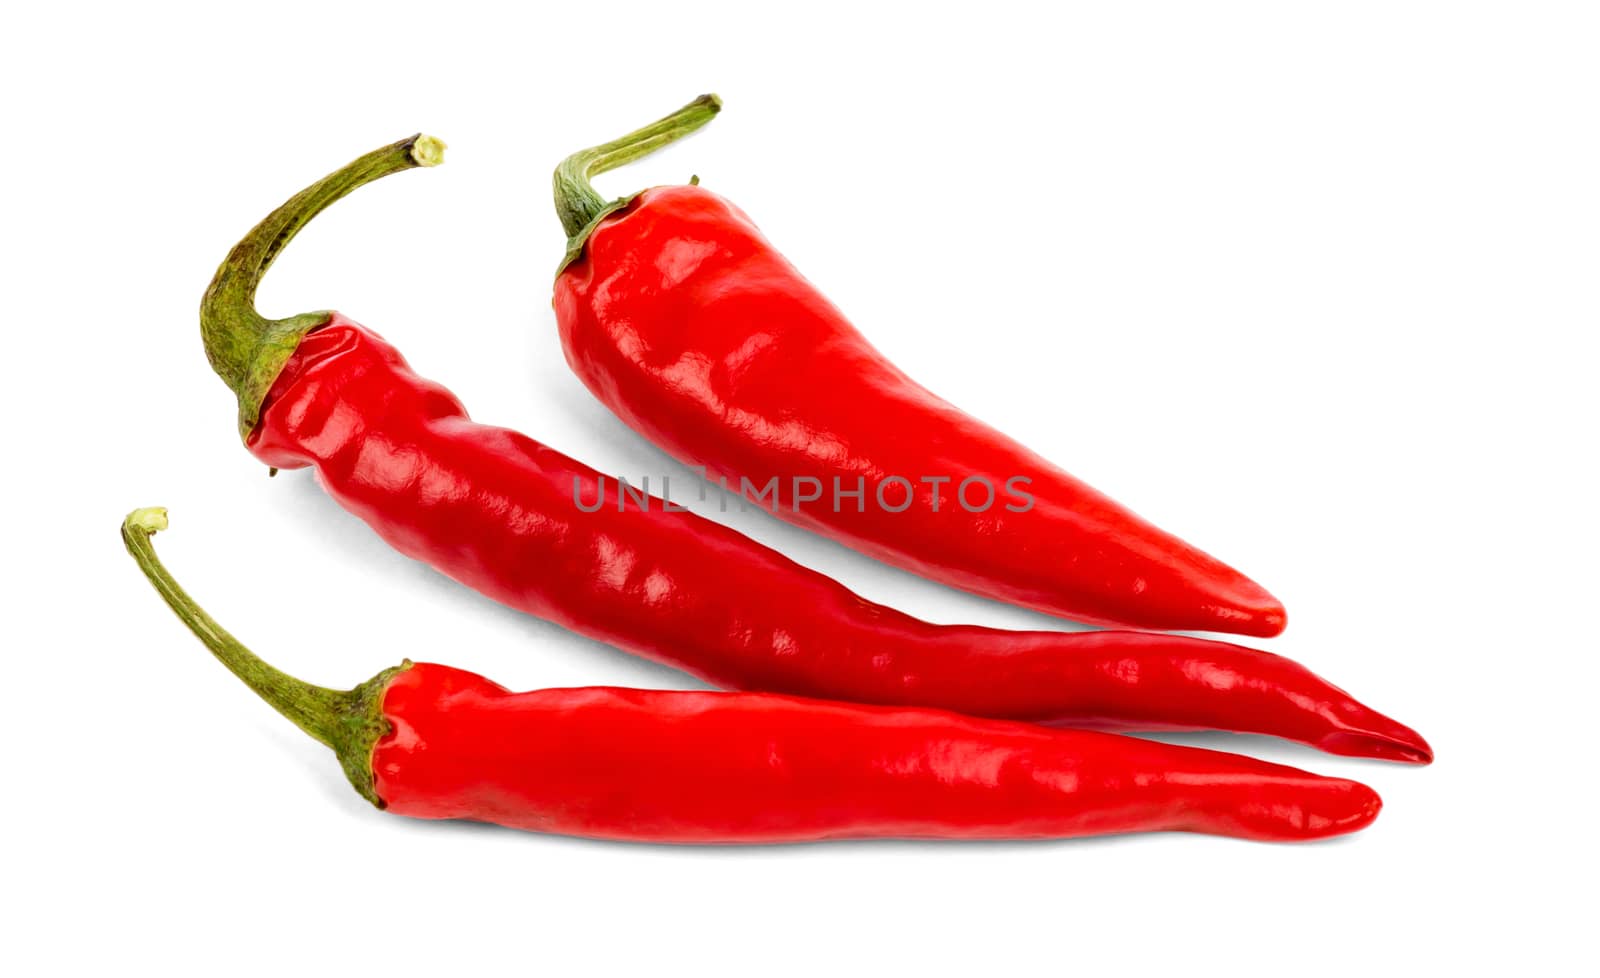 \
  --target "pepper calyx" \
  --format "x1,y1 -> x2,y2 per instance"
121,507 -> 412,808
200,135 -> 444,440
557,197 -> 634,276
553,94 -> 721,277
